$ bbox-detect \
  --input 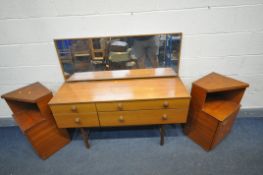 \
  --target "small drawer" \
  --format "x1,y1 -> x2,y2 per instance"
50,103 -> 96,114
53,113 -> 99,128
188,120 -> 216,150
196,111 -> 219,133
96,99 -> 190,111
98,108 -> 188,127
212,108 -> 239,146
